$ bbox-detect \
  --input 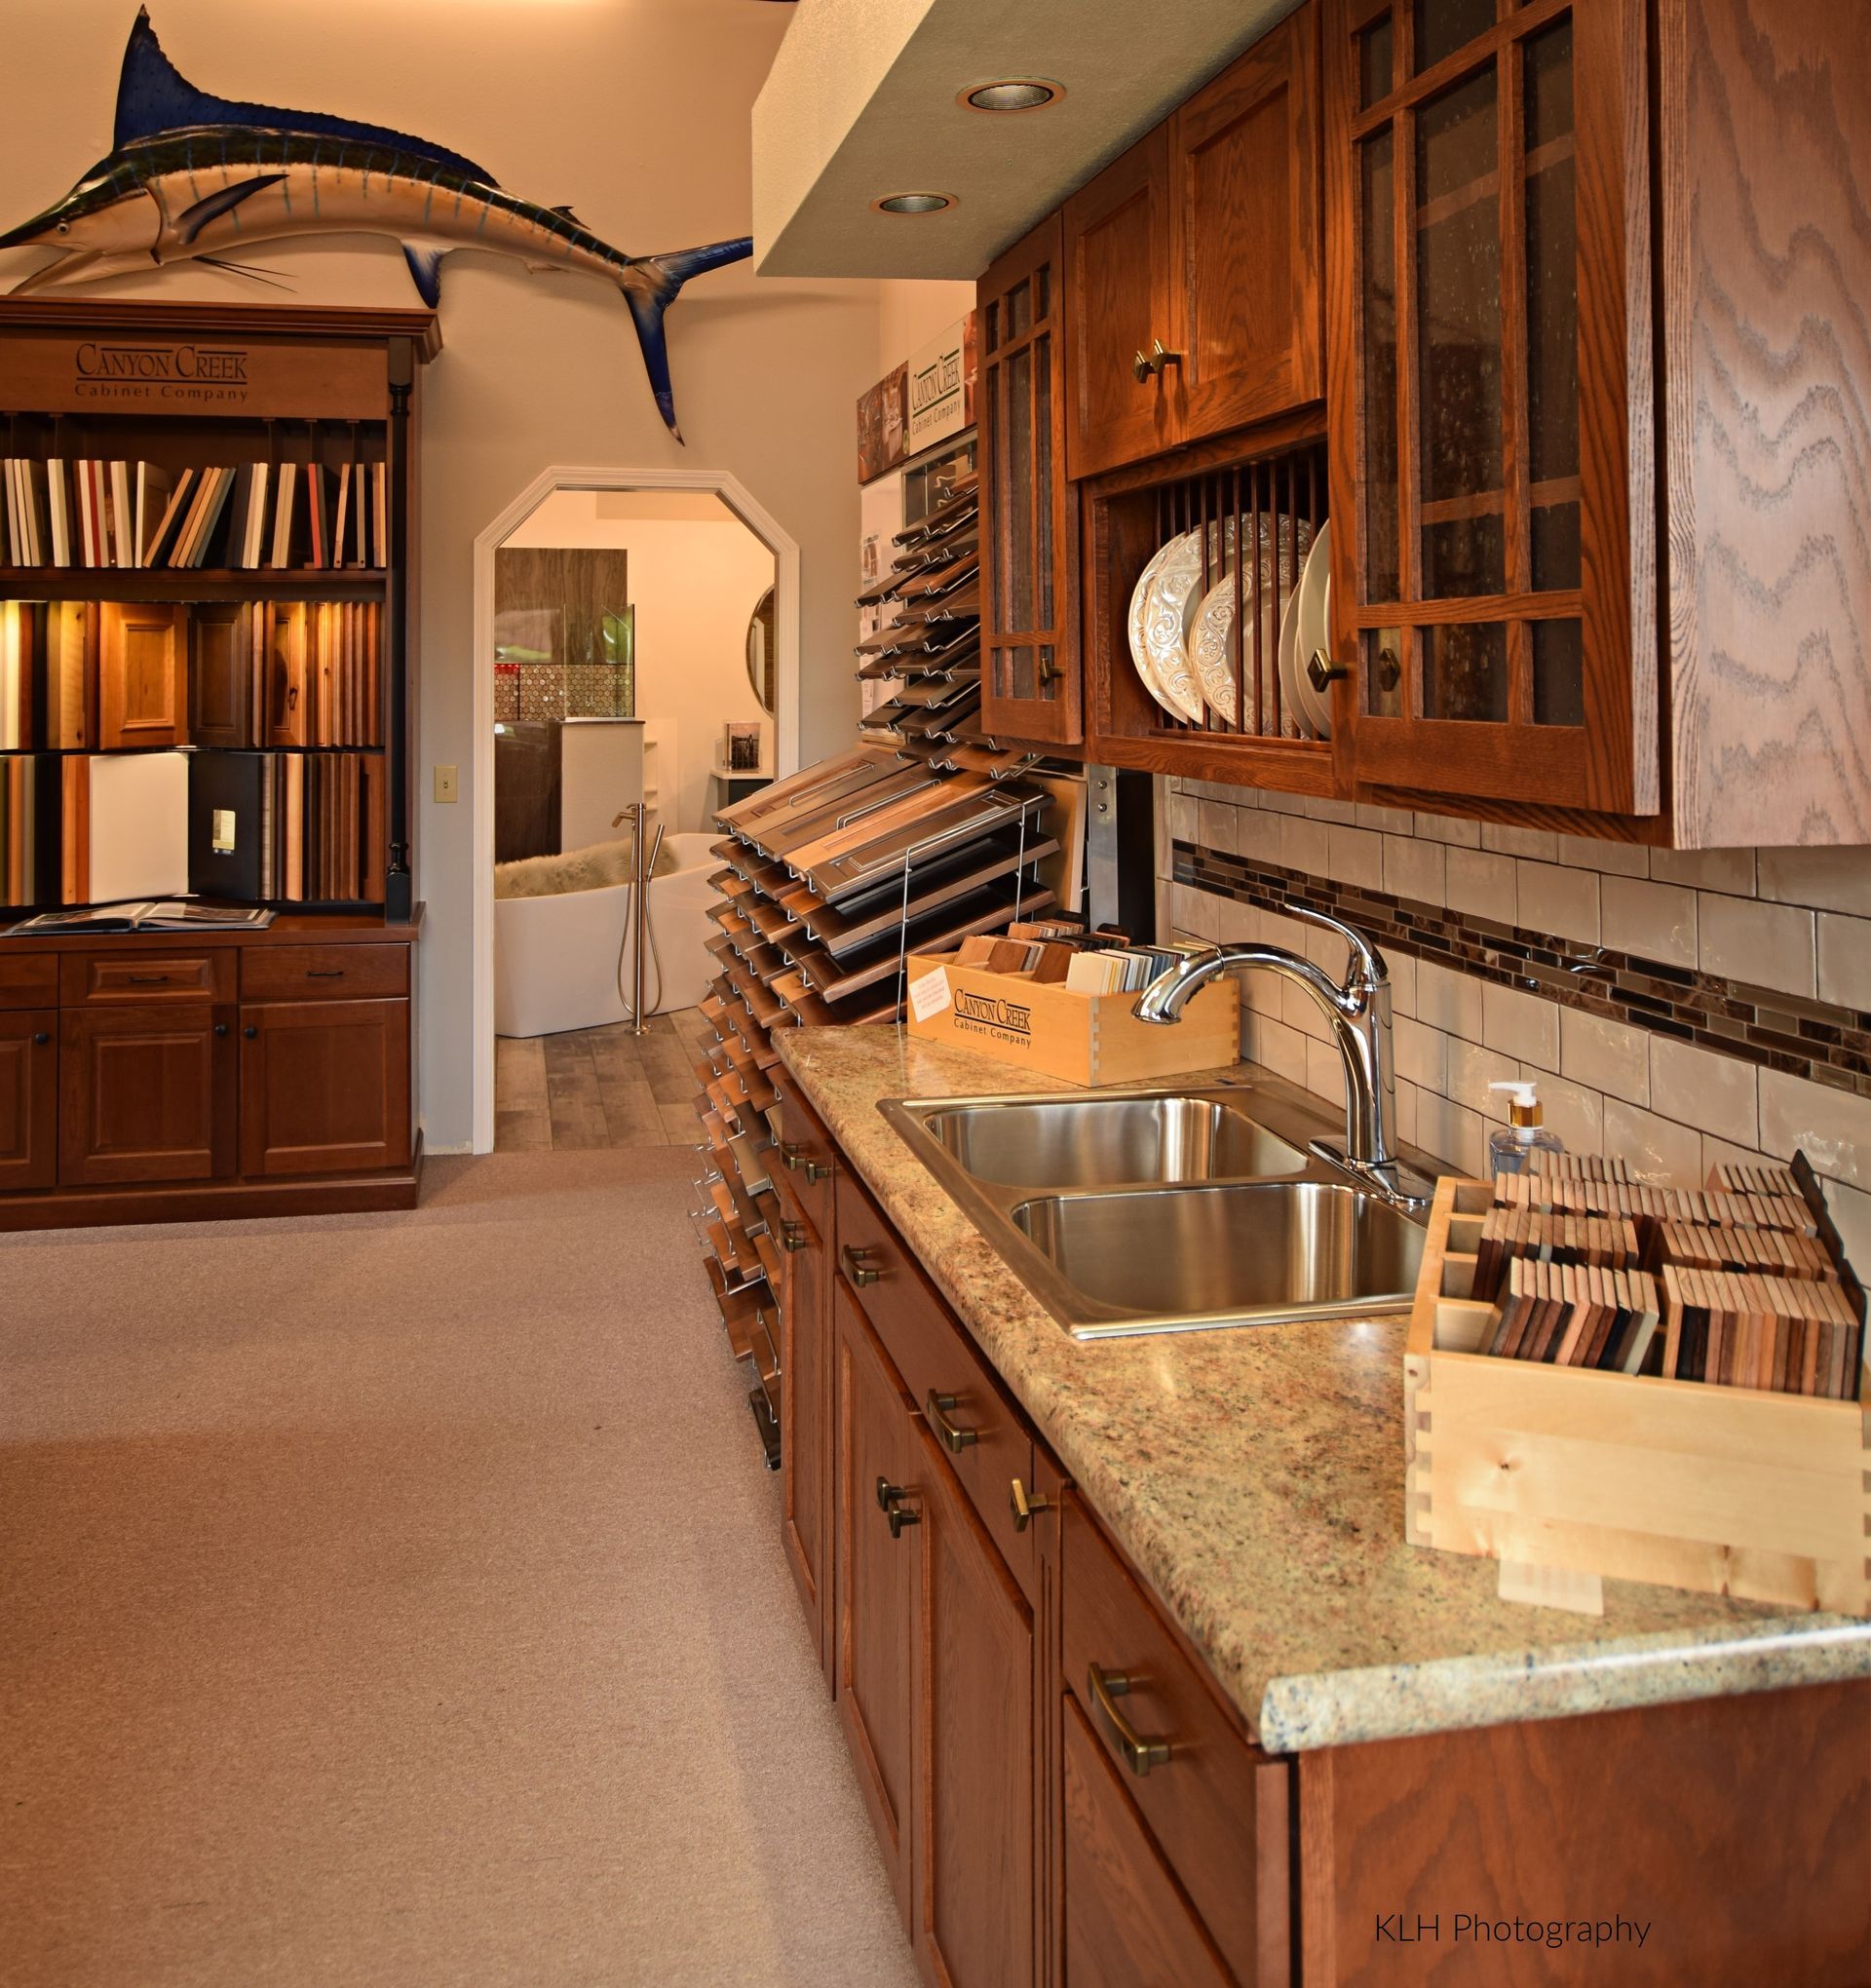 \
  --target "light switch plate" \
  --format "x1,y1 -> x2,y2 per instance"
434,763 -> 459,804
